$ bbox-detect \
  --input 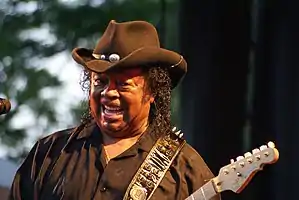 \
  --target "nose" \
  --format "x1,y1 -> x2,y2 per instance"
101,81 -> 120,99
